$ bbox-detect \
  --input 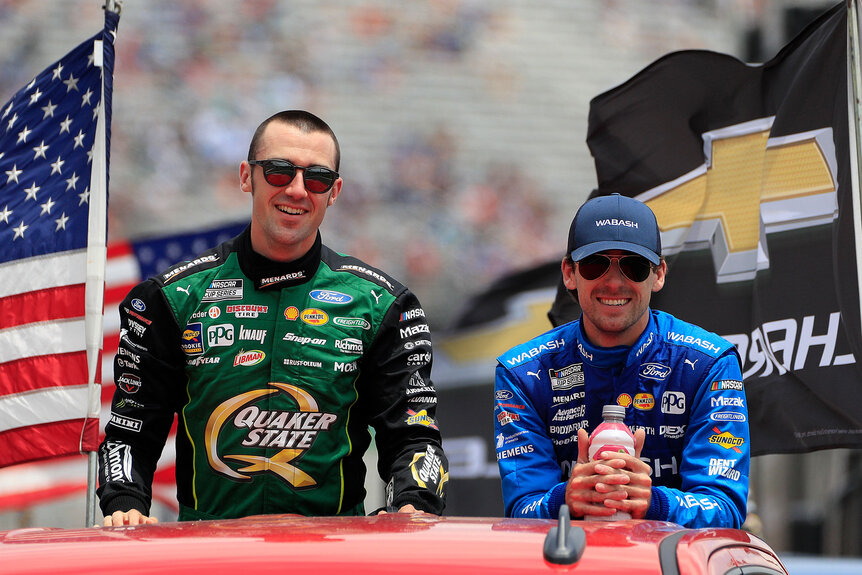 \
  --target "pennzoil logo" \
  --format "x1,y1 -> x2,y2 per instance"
300,308 -> 328,326
205,382 -> 338,488
409,445 -> 448,496
234,350 -> 265,366
708,426 -> 745,453
633,393 -> 655,411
